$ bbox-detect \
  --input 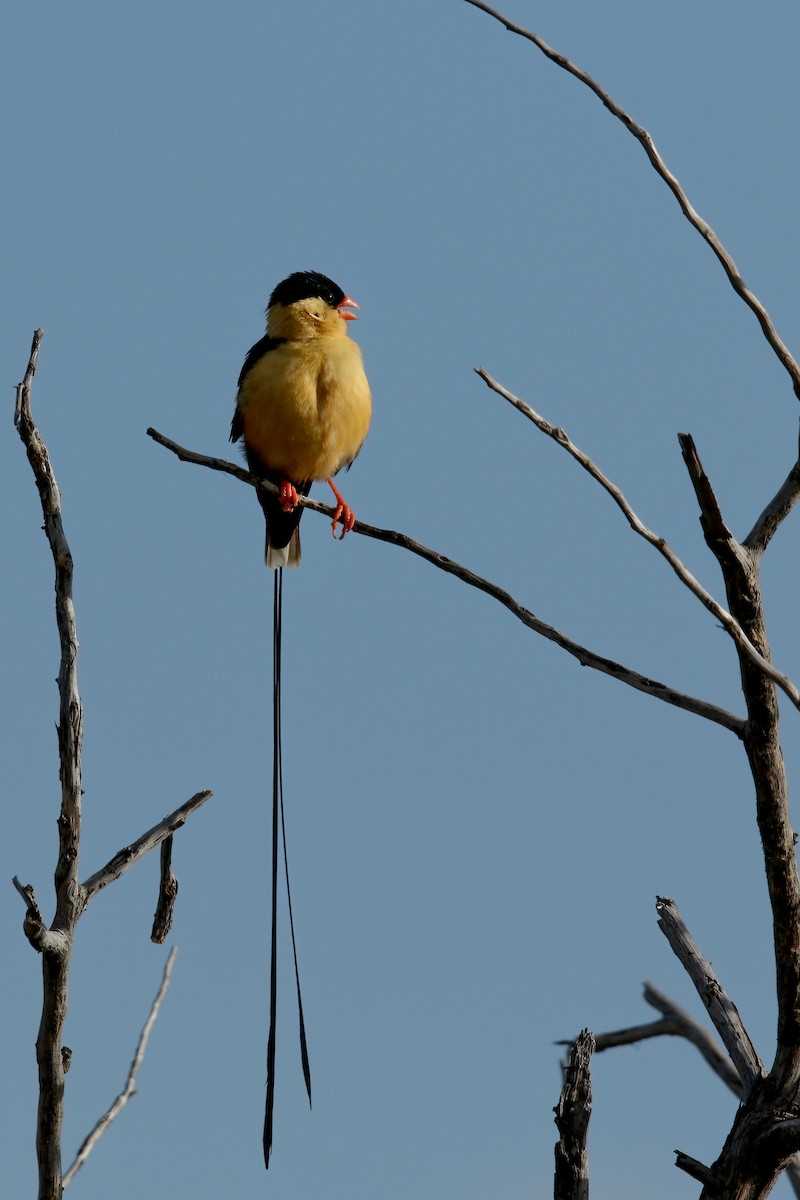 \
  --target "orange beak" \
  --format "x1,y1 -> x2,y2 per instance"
338,294 -> 359,321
